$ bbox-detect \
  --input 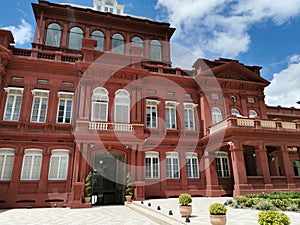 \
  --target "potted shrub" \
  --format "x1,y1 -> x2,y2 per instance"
209,203 -> 227,225
125,172 -> 133,202
84,171 -> 92,203
179,193 -> 192,217
258,211 -> 290,225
